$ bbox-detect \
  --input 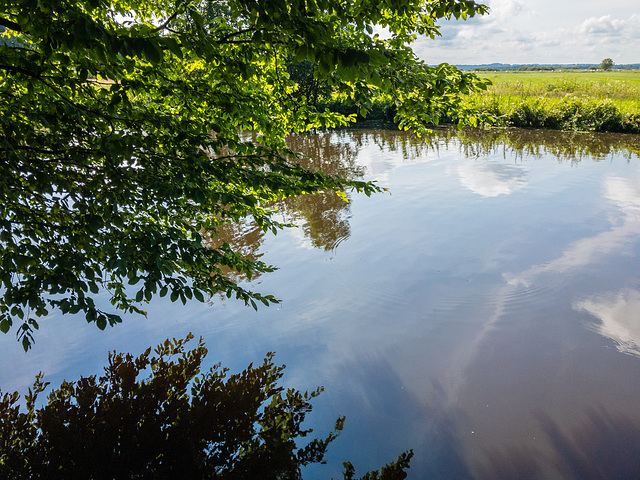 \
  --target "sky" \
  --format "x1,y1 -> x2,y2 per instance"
413,0 -> 640,65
